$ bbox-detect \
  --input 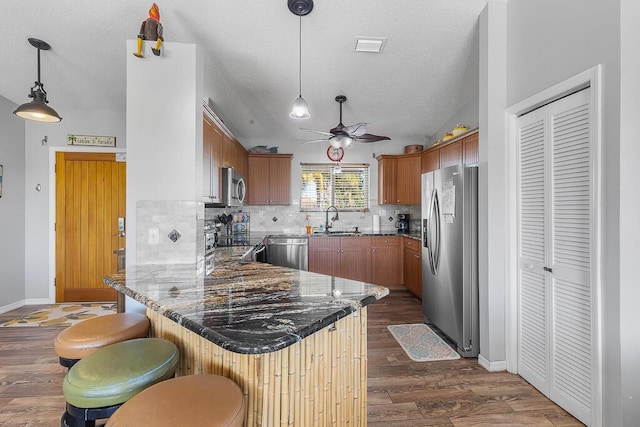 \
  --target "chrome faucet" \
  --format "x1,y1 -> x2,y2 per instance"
325,206 -> 339,232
